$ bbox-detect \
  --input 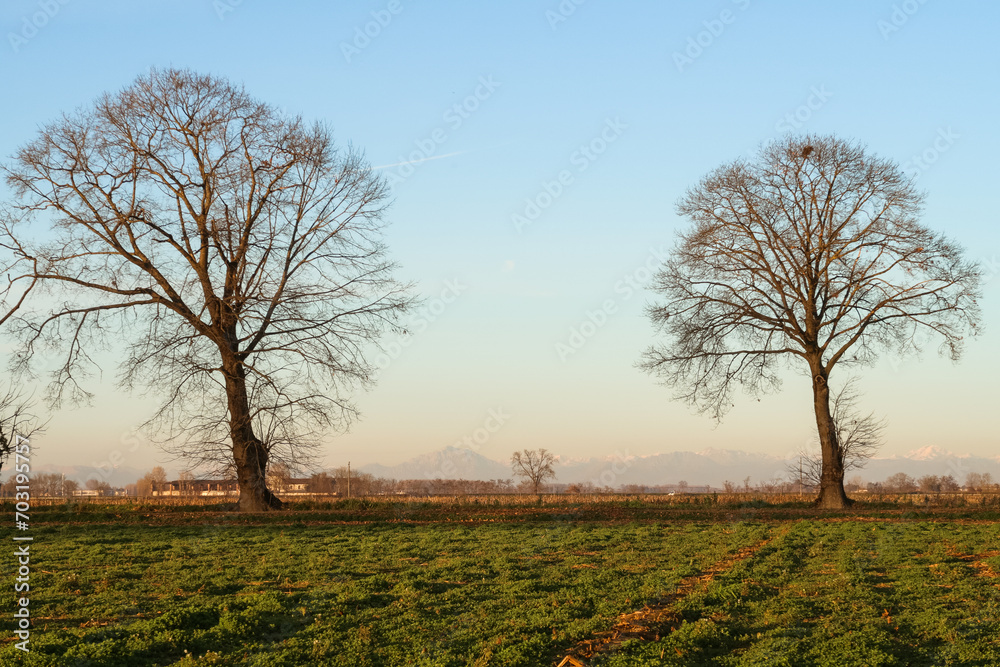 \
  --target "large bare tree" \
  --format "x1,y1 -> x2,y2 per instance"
0,69 -> 413,510
641,135 -> 981,509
